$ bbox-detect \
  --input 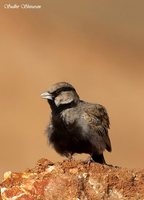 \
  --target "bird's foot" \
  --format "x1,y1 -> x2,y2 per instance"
83,157 -> 94,166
